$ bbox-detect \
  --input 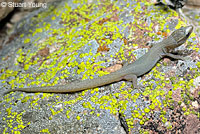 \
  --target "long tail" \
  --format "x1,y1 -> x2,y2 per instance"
3,71 -> 124,95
